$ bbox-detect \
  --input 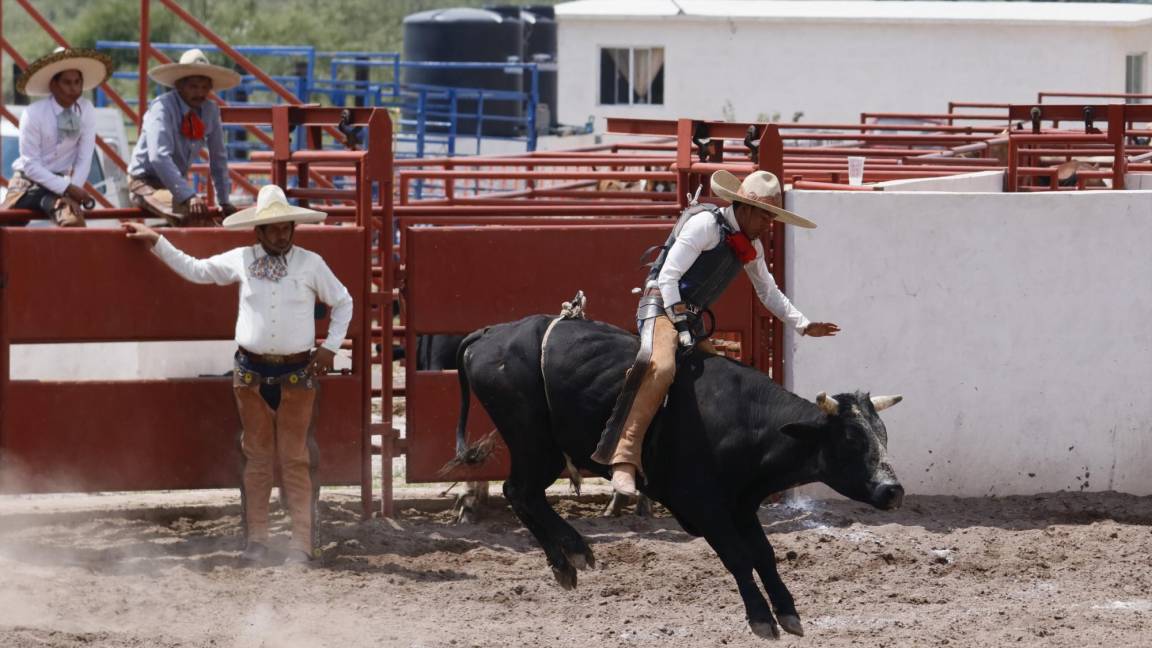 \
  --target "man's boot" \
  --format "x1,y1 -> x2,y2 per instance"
53,198 -> 85,227
610,463 -> 638,497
